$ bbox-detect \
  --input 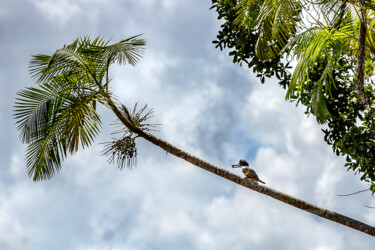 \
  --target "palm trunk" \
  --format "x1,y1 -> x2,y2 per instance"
357,0 -> 366,99
108,100 -> 375,237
